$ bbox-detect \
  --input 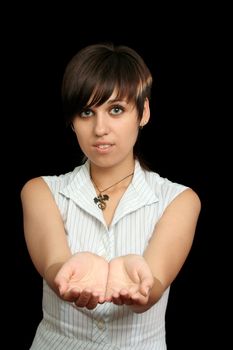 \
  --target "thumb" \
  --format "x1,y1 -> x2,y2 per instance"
54,272 -> 70,296
138,270 -> 154,297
